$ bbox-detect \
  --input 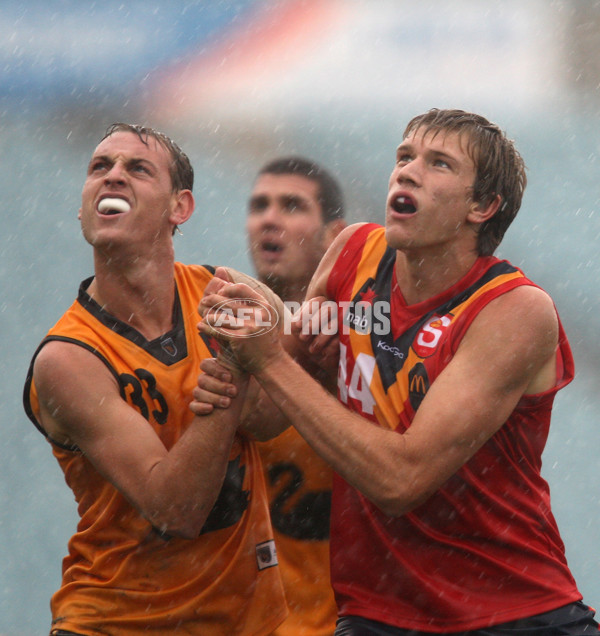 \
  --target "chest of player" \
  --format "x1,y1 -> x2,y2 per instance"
336,299 -> 460,430
335,266 -> 526,431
